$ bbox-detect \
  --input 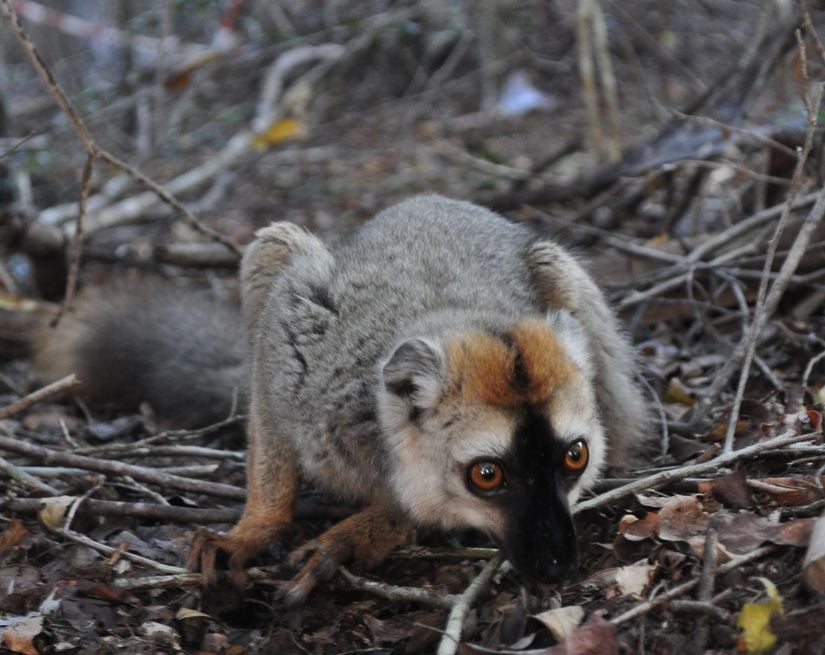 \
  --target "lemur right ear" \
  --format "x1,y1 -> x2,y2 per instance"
382,339 -> 444,416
